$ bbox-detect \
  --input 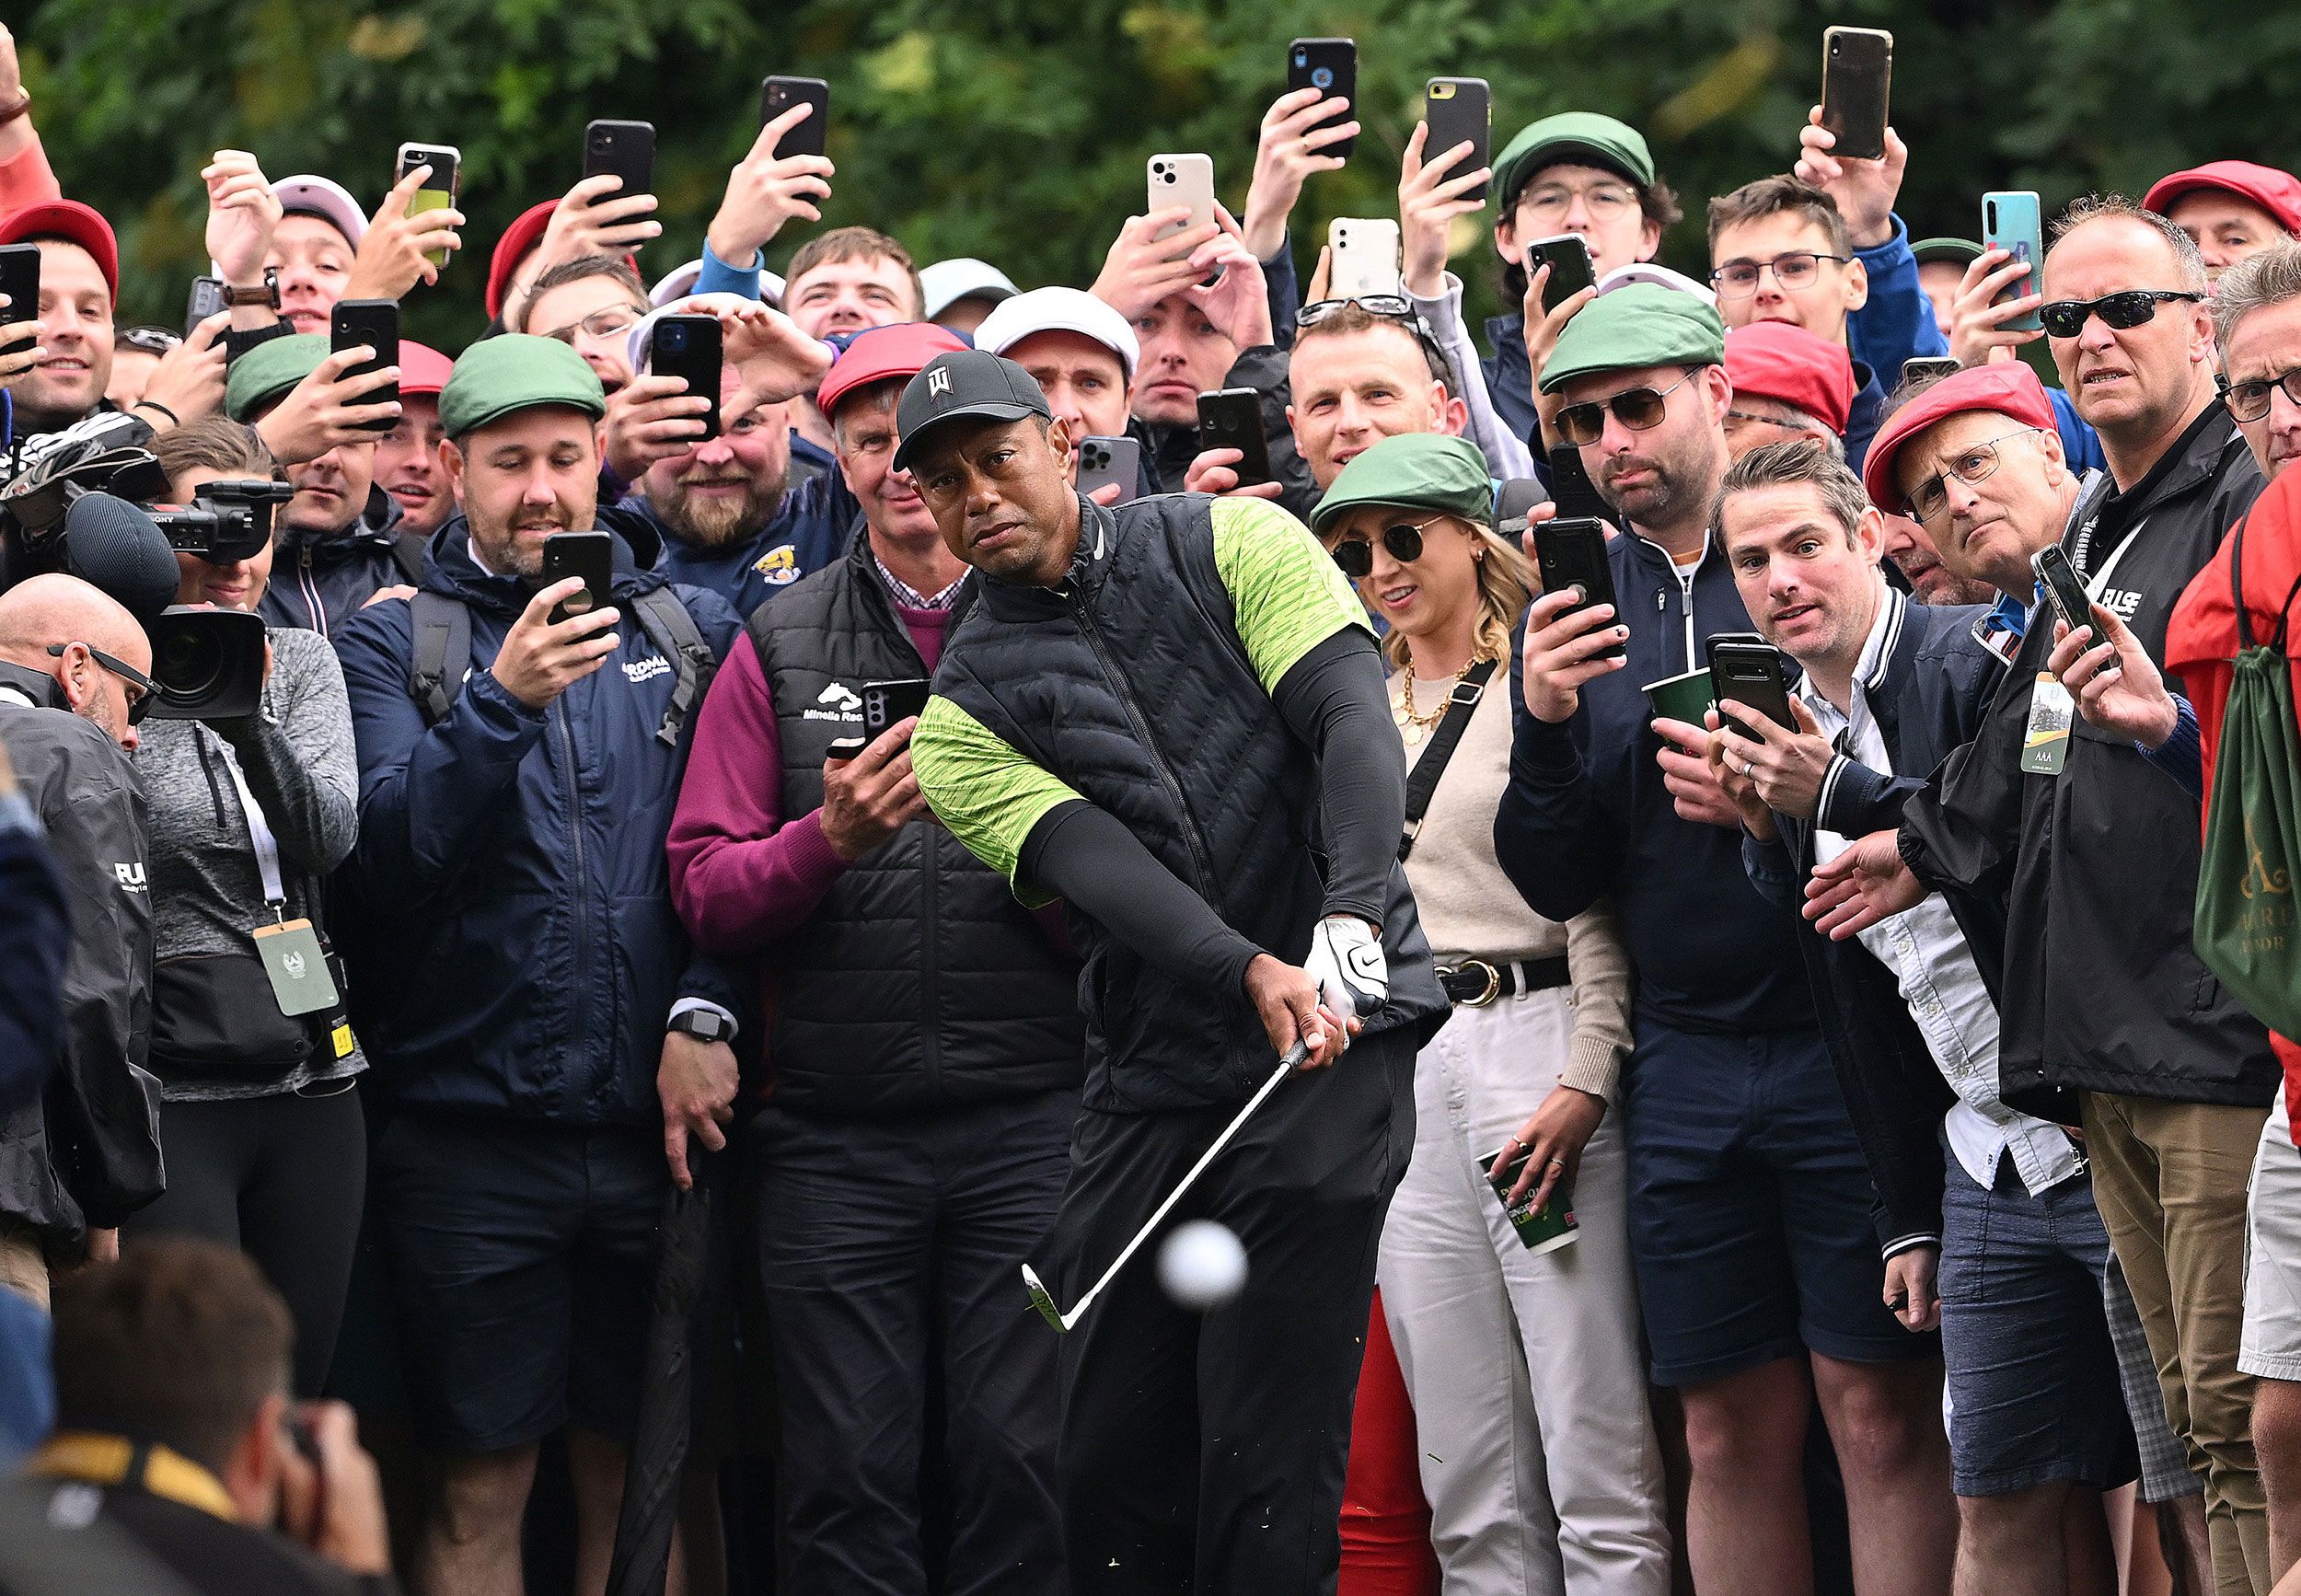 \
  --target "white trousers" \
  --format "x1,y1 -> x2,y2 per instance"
1377,988 -> 1671,1596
